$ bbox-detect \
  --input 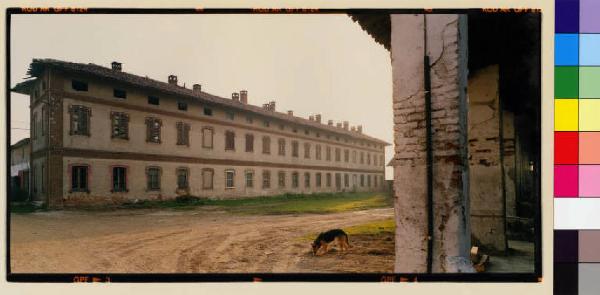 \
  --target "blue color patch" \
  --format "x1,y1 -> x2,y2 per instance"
581,34 -> 600,66
556,34 -> 579,66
